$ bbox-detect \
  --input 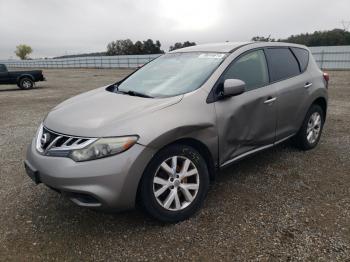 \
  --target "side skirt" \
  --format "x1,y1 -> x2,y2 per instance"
219,134 -> 295,169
